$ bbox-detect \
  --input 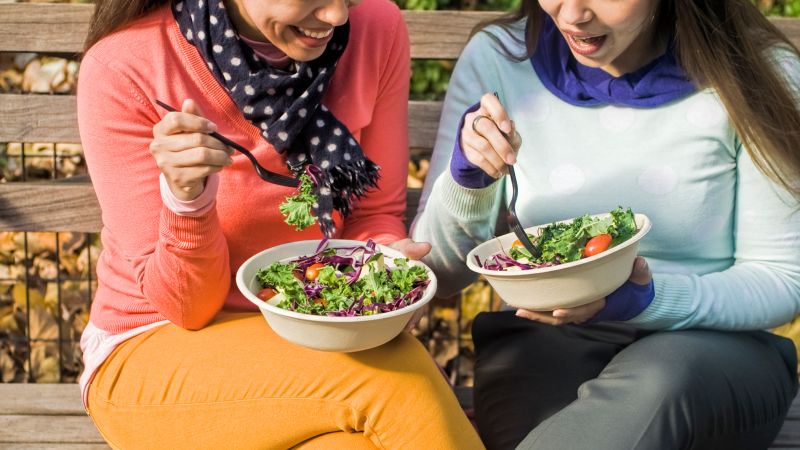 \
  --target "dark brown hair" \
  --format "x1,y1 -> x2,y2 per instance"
475,0 -> 800,201
84,0 -> 168,52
